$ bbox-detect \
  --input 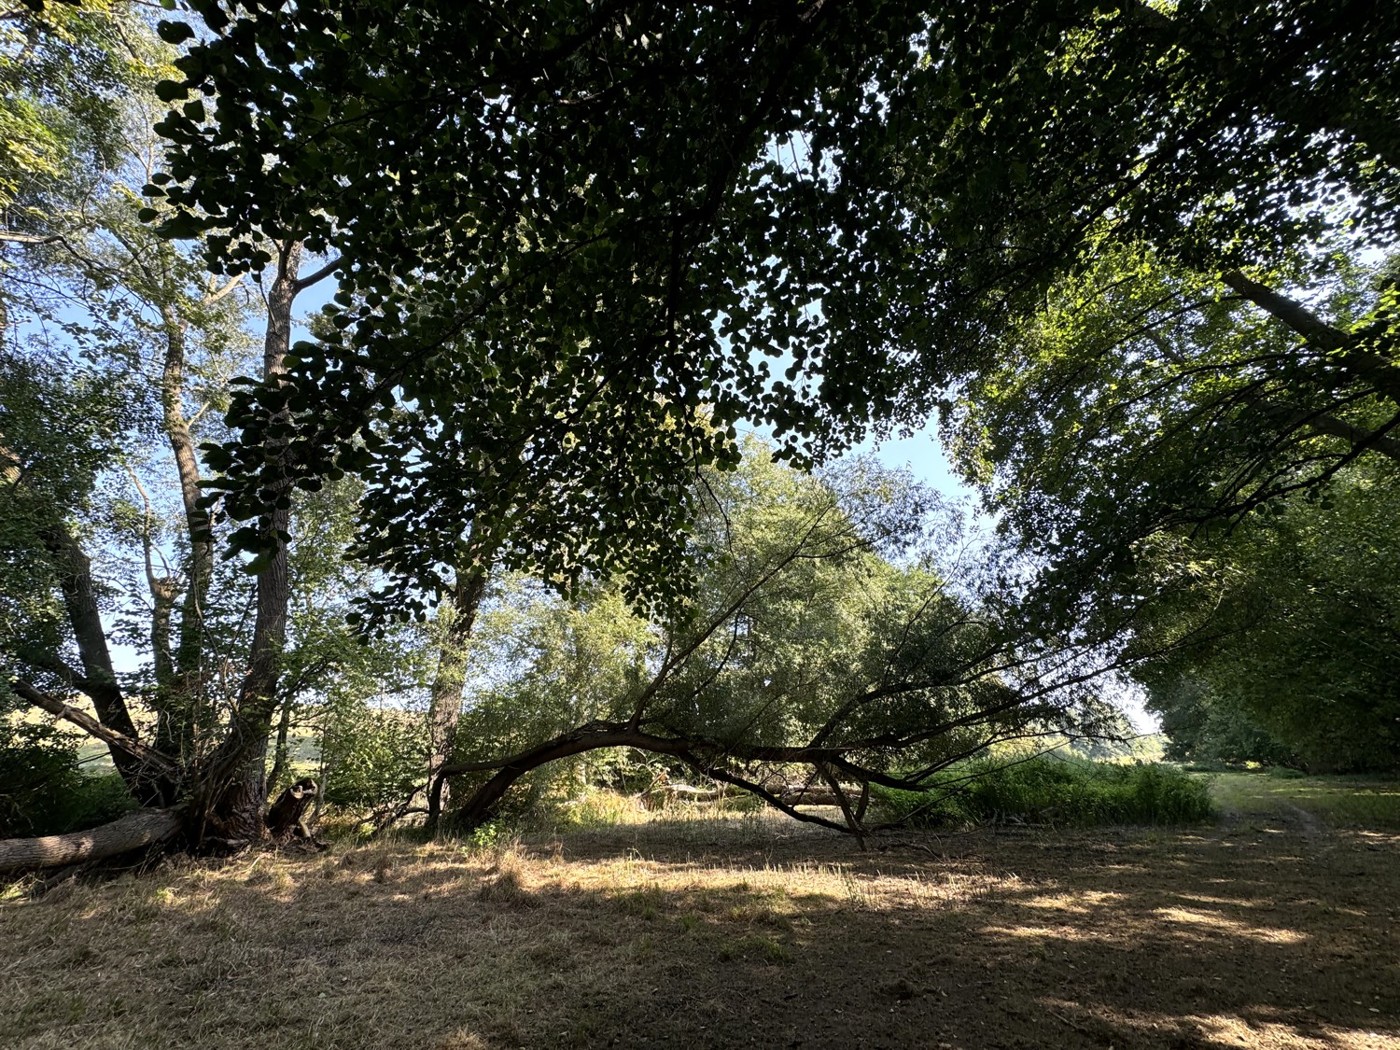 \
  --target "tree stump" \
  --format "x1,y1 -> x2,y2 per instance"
265,778 -> 318,842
